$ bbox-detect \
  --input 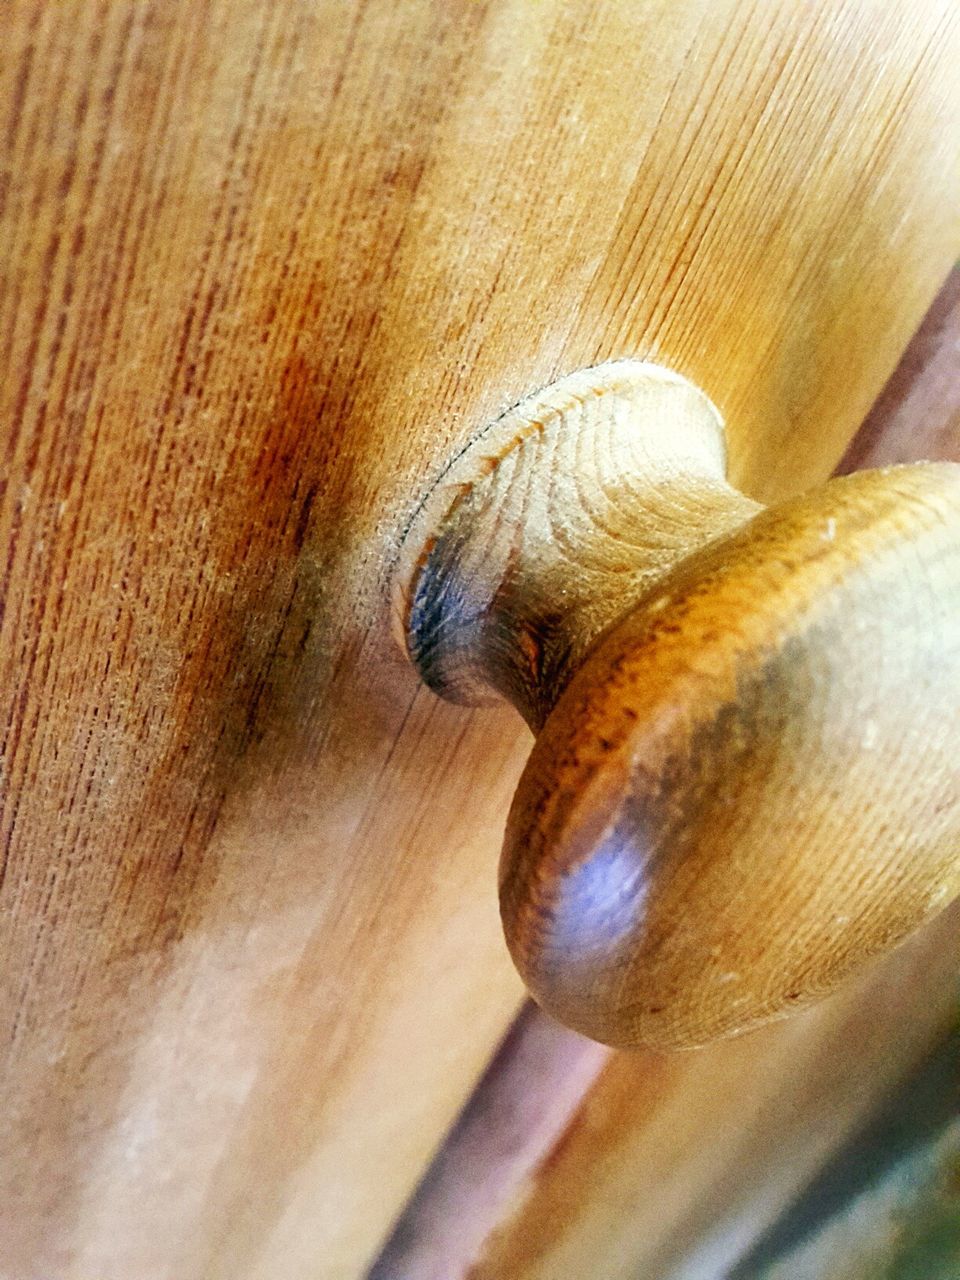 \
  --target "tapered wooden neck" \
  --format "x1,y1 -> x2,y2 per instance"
399,363 -> 761,731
